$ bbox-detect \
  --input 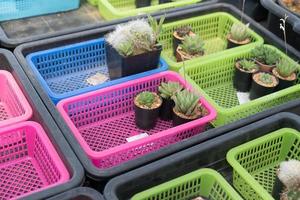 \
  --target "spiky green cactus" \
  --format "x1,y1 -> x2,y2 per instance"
136,92 -> 155,108
259,73 -> 274,84
158,81 -> 183,99
172,89 -> 200,117
230,22 -> 250,42
238,59 -> 258,71
276,58 -> 298,77
180,35 -> 204,55
251,45 -> 279,65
